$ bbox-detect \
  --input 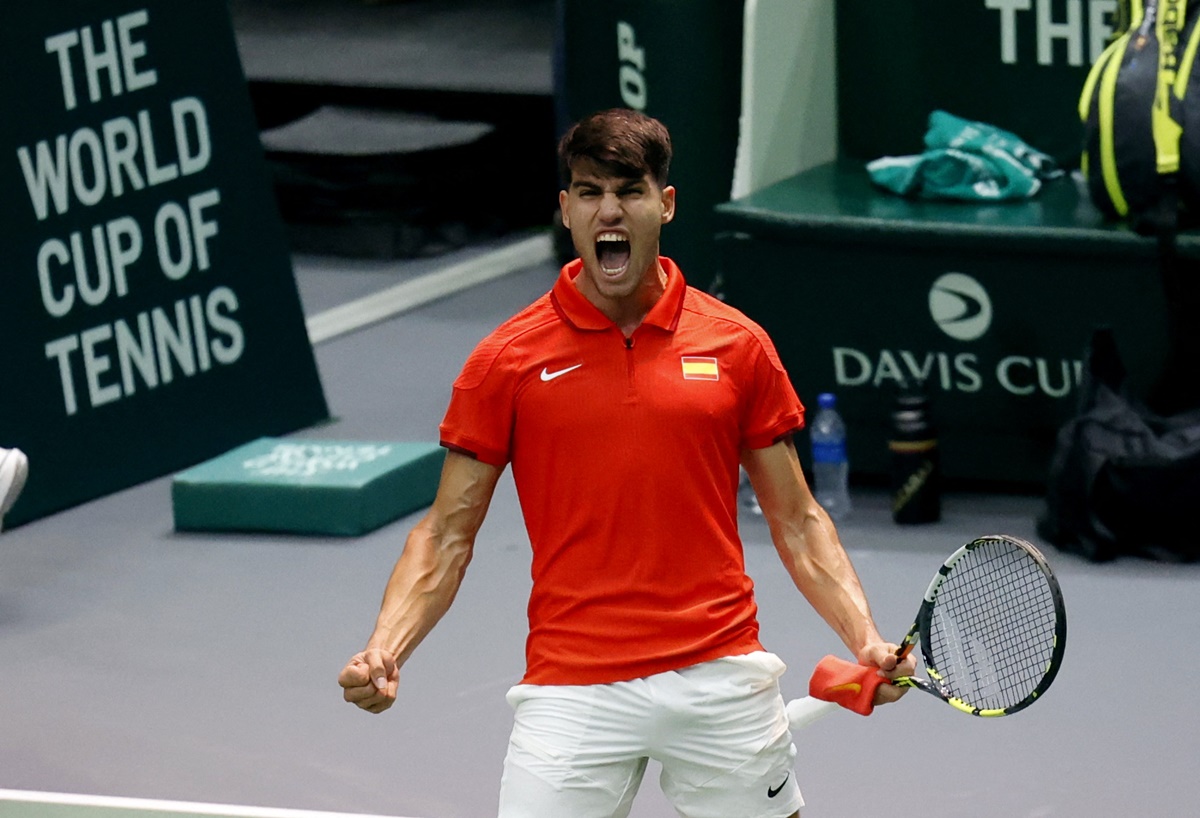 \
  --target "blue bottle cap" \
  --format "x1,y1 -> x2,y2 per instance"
817,392 -> 836,409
